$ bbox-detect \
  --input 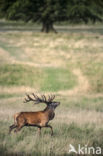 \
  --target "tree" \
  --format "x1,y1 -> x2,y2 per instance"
0,0 -> 68,33
0,0 -> 103,33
